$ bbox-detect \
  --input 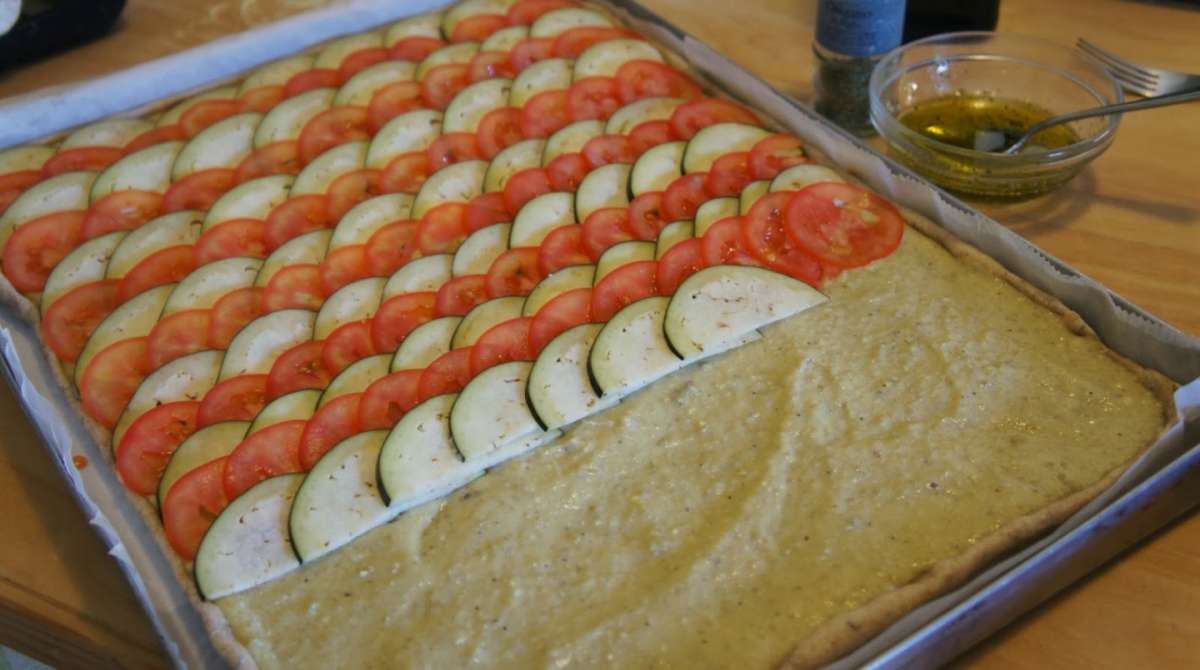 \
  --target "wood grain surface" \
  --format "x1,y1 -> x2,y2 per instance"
0,0 -> 1196,668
